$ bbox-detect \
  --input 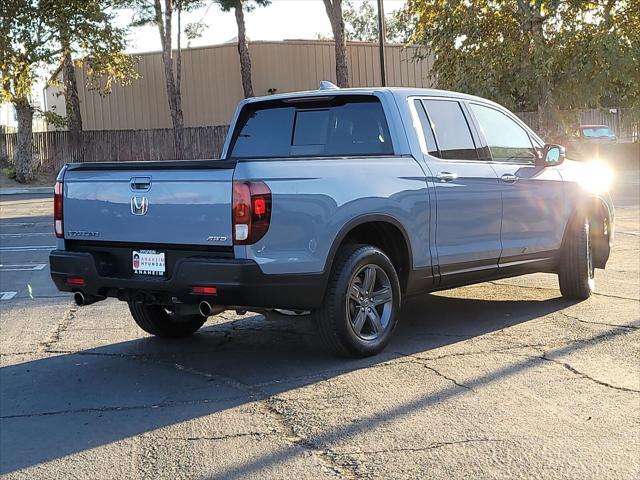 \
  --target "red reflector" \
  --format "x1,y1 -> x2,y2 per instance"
66,277 -> 85,286
253,197 -> 267,216
191,286 -> 217,295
